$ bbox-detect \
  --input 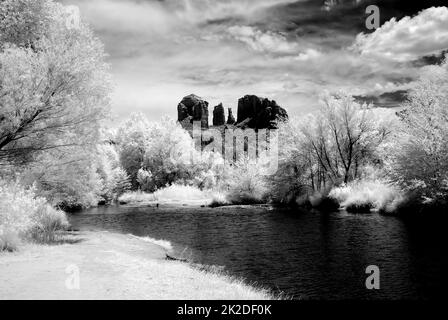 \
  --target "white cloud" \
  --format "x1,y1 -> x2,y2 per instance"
295,48 -> 322,61
353,7 -> 448,62
170,0 -> 298,22
66,0 -> 298,32
227,26 -> 299,55
64,0 -> 177,35
227,25 -> 323,61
